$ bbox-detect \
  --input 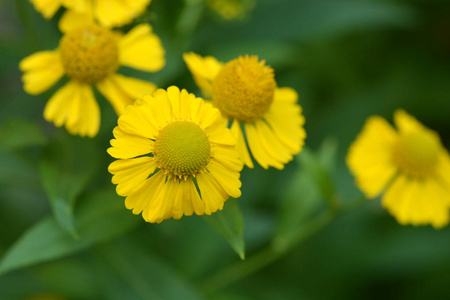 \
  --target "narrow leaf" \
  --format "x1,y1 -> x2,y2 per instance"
0,188 -> 139,275
203,198 -> 245,259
